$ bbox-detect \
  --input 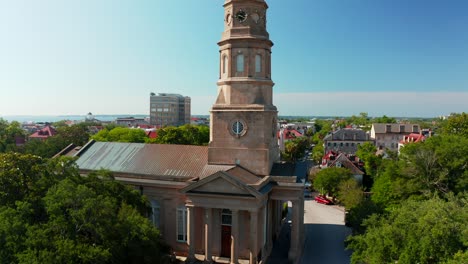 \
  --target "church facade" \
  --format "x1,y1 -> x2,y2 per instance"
69,1 -> 304,263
